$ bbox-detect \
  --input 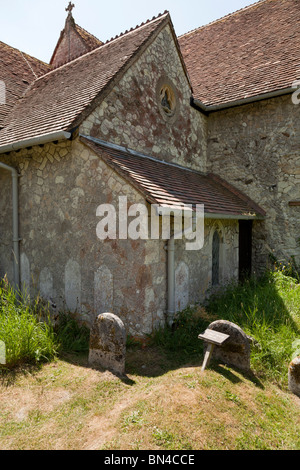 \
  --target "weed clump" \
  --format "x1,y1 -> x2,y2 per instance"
0,277 -> 58,369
